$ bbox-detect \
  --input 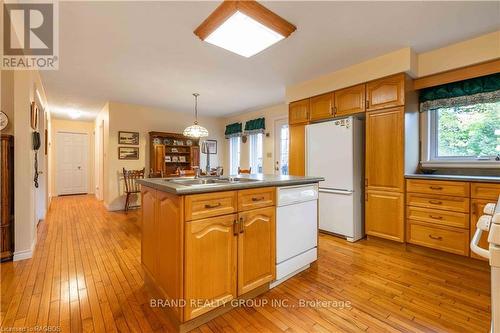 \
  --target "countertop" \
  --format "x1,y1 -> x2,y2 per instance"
405,173 -> 500,183
136,174 -> 325,195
